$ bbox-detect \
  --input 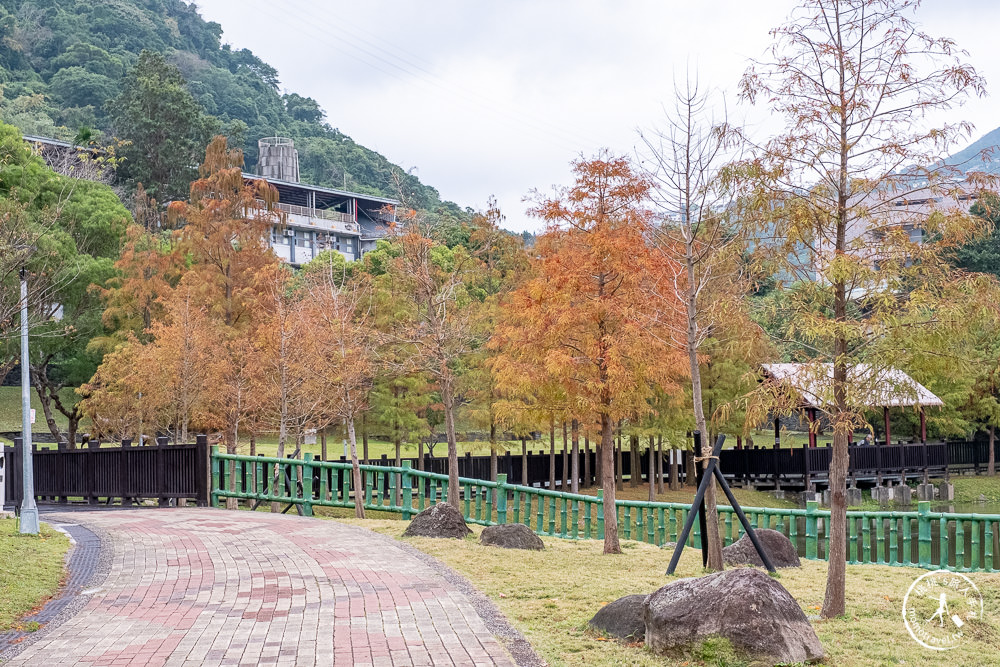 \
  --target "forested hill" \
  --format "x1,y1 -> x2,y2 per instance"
945,126 -> 1000,175
0,0 -> 462,215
